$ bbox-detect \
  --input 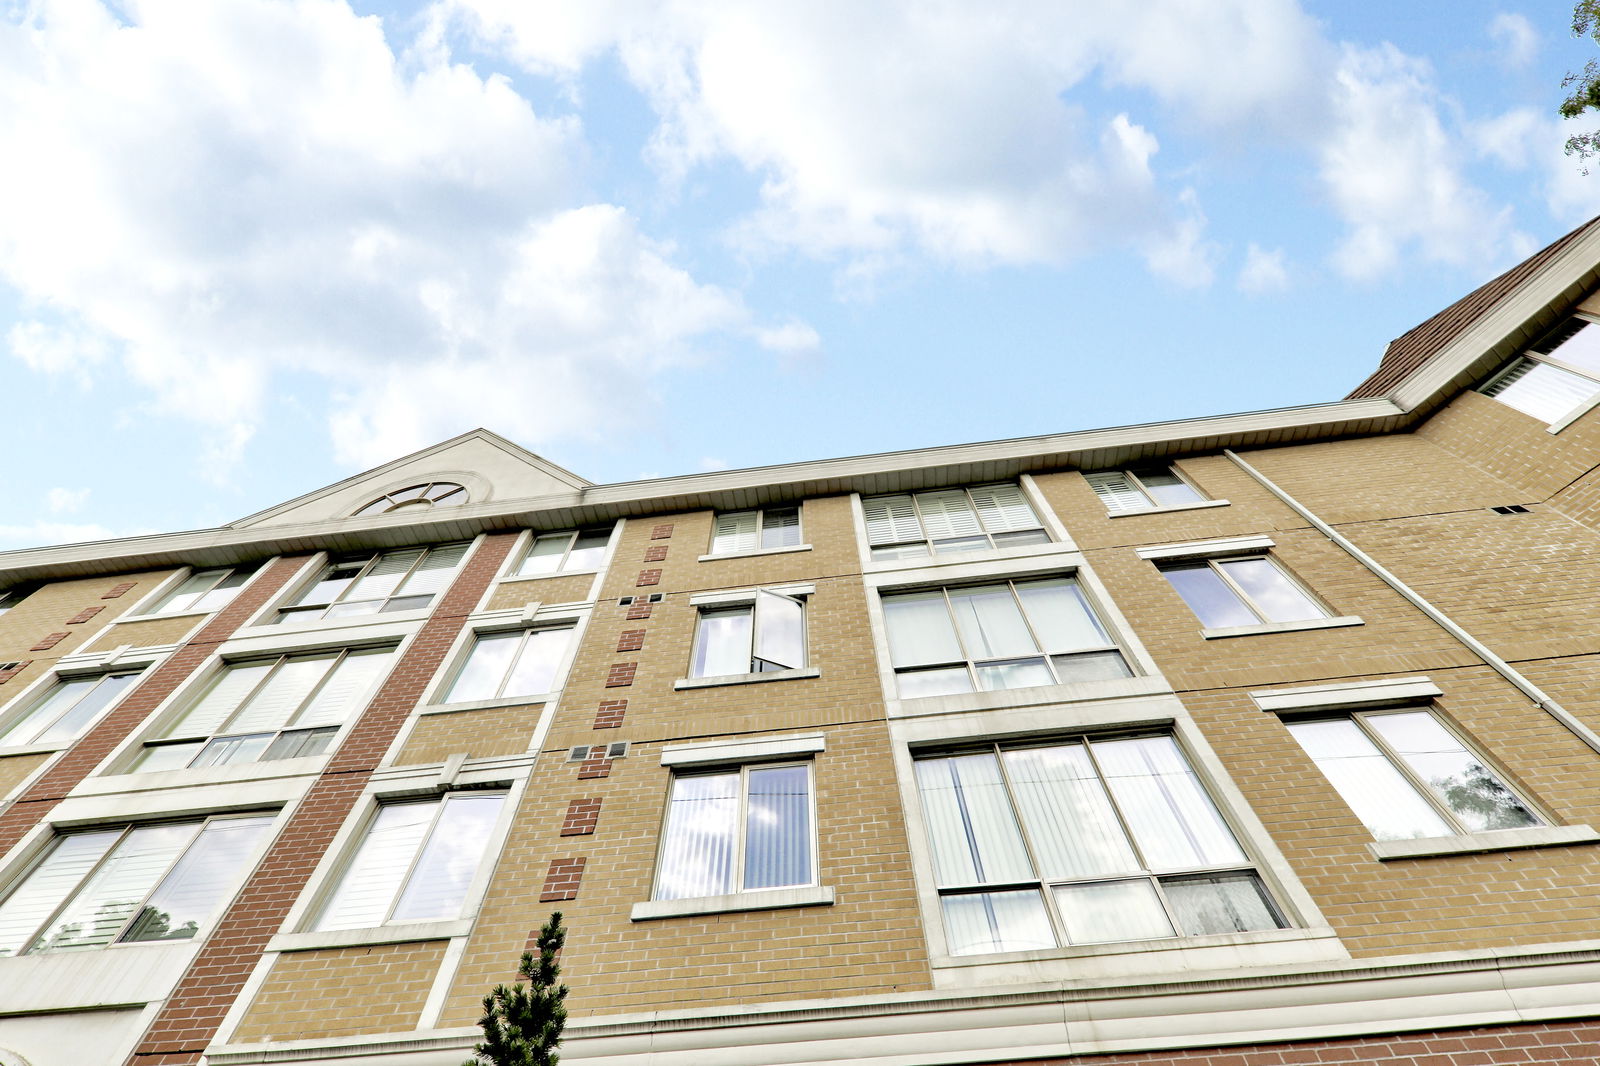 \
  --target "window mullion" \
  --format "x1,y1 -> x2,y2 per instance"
388,549 -> 431,605
24,826 -> 133,956
217,655 -> 289,736
493,631 -> 532,700
1123,471 -> 1157,507
285,650 -> 349,731
733,767 -> 752,894
938,588 -> 982,690
1078,737 -> 1157,876
557,531 -> 578,571
1004,580 -> 1053,675
988,744 -> 1067,947
1208,560 -> 1267,623
907,492 -> 930,548
1533,353 -> 1600,383
383,800 -> 449,925
327,556 -> 378,610
1353,713 -> 1469,834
